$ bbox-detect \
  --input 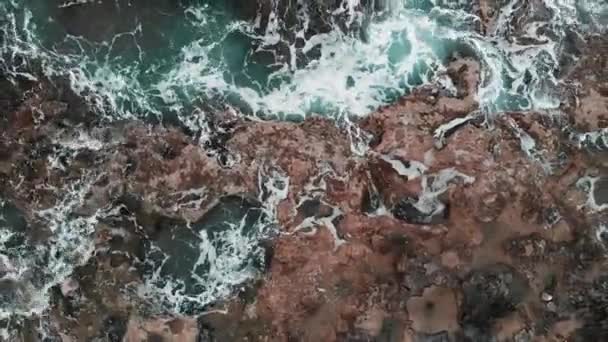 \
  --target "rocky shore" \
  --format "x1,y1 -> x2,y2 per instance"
1,1 -> 608,342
